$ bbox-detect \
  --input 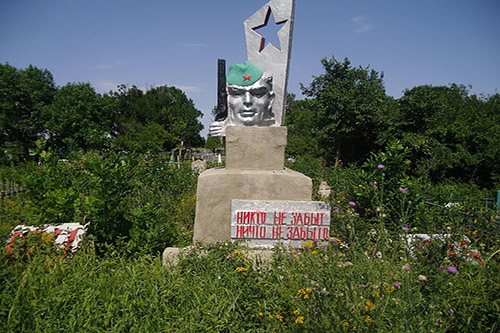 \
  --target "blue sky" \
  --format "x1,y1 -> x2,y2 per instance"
1,0 -> 499,137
